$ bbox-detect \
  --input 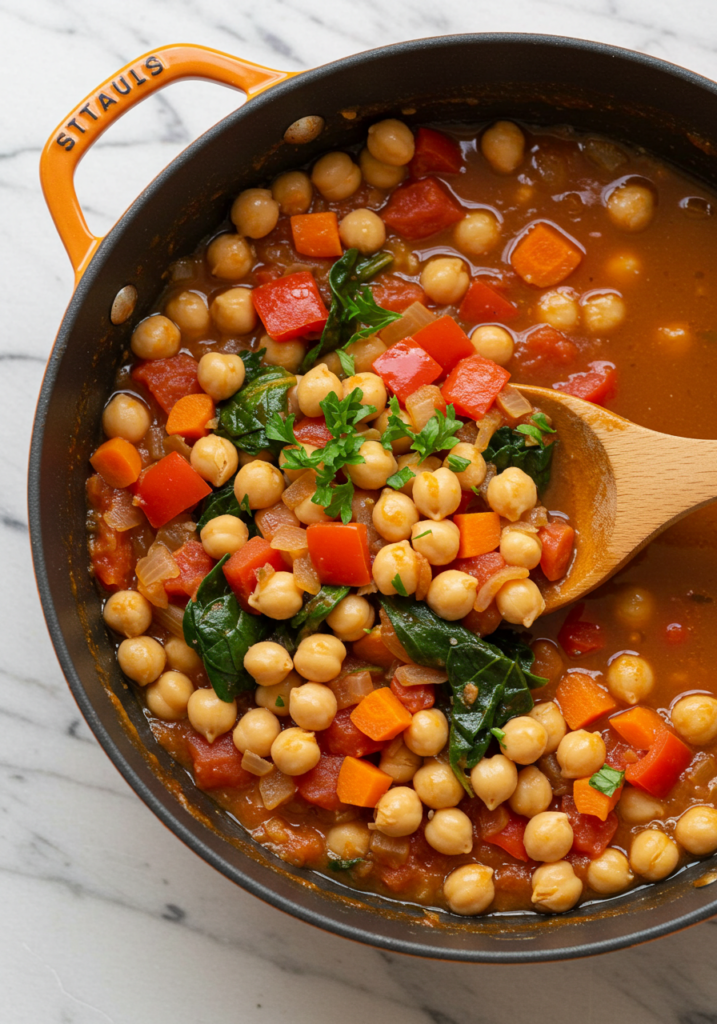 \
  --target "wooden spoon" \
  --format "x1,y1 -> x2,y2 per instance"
515,384 -> 717,614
